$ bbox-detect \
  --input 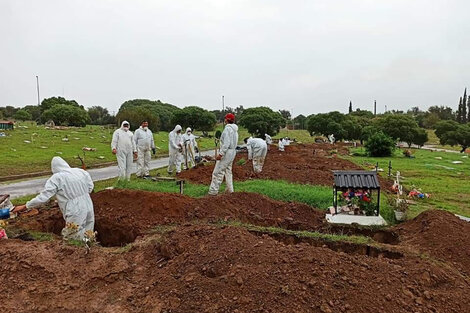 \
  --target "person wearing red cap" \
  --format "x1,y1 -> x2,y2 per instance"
208,113 -> 239,195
